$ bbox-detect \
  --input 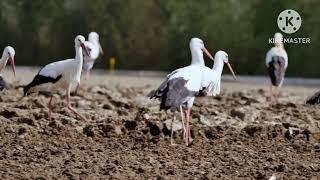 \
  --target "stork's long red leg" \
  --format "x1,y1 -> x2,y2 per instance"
270,85 -> 275,102
185,108 -> 192,146
275,86 -> 280,102
180,106 -> 186,140
66,87 -> 86,121
85,70 -> 90,80
48,95 -> 53,120
184,108 -> 189,141
184,108 -> 190,146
